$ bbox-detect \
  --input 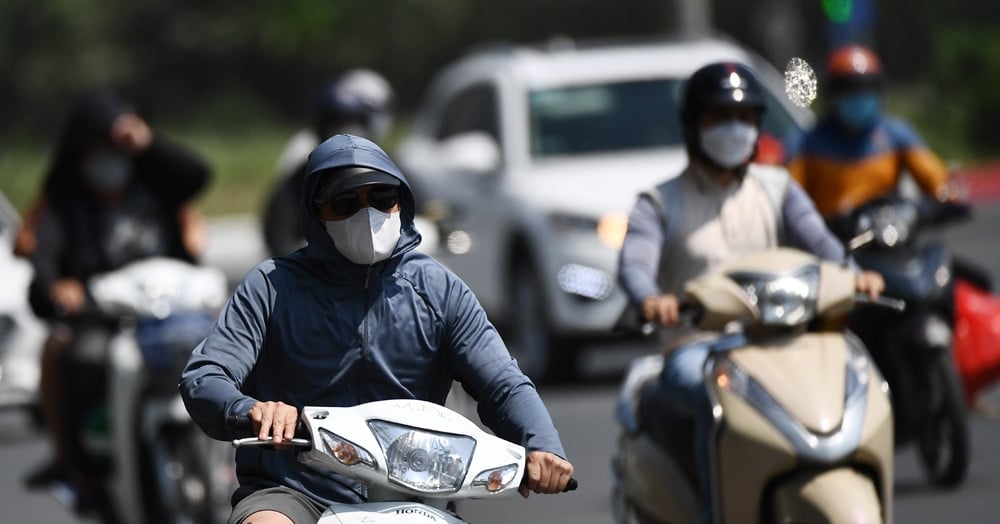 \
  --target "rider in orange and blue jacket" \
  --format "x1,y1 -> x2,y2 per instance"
786,45 -> 957,221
